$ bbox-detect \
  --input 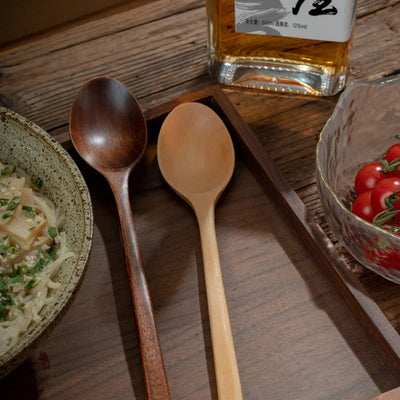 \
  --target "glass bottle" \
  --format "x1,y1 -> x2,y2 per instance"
206,0 -> 358,96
